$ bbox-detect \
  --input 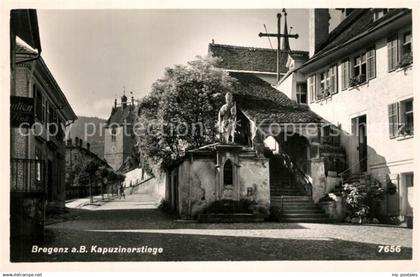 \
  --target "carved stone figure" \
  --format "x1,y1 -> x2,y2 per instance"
218,92 -> 236,143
